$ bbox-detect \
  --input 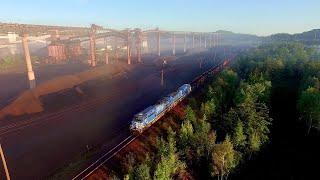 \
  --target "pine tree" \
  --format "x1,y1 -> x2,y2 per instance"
154,129 -> 185,180
232,120 -> 246,150
184,105 -> 196,124
179,119 -> 194,151
133,162 -> 151,180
